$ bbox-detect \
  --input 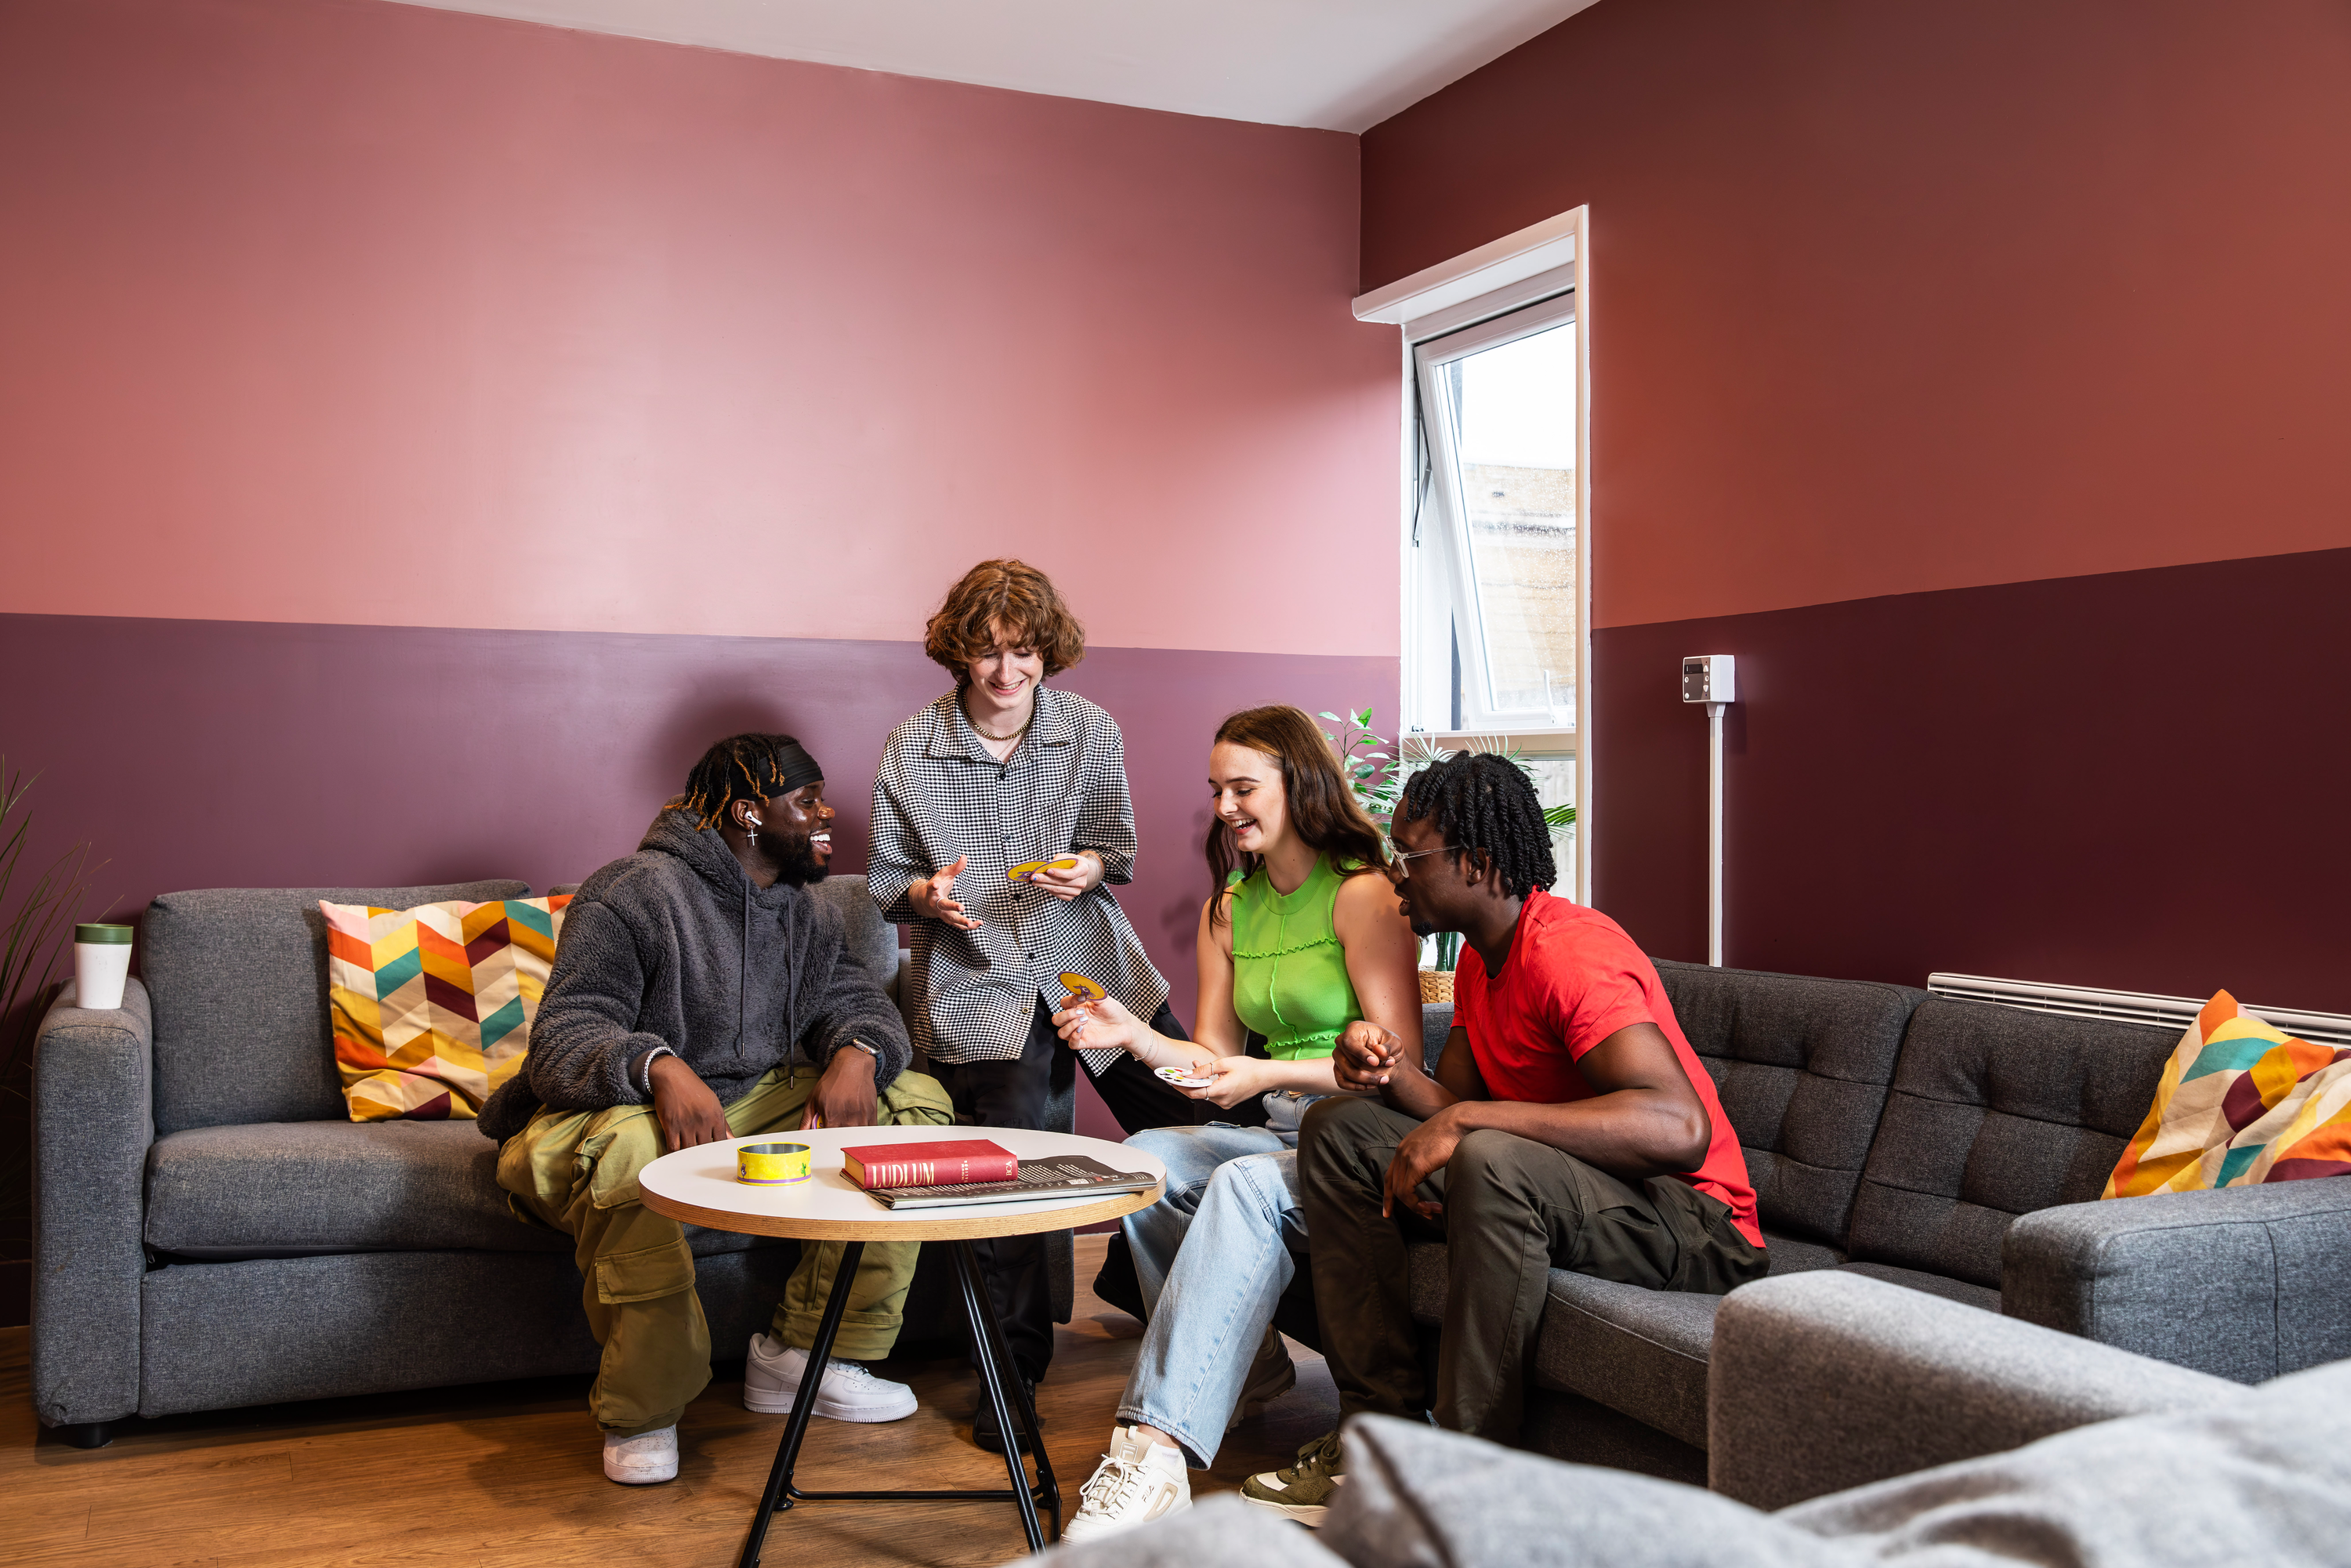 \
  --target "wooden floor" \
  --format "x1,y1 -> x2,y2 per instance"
1,1236 -> 1335,1566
